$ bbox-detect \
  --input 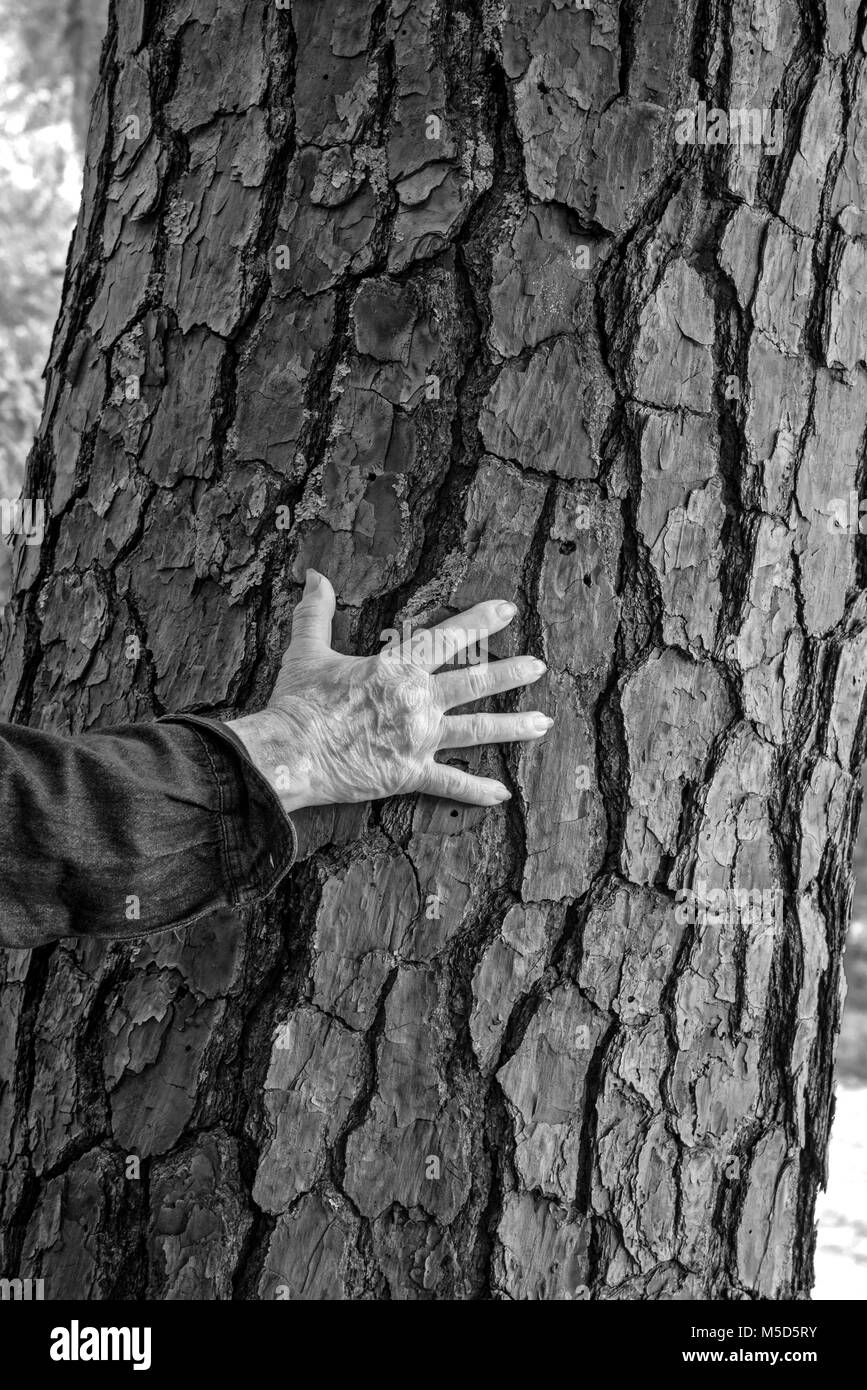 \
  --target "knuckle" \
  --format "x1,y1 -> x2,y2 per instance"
466,665 -> 489,699
394,681 -> 420,711
473,714 -> 493,744
397,670 -> 430,713
452,768 -> 471,797
375,662 -> 434,742
429,764 -> 449,797
426,631 -> 450,668
376,649 -> 406,678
